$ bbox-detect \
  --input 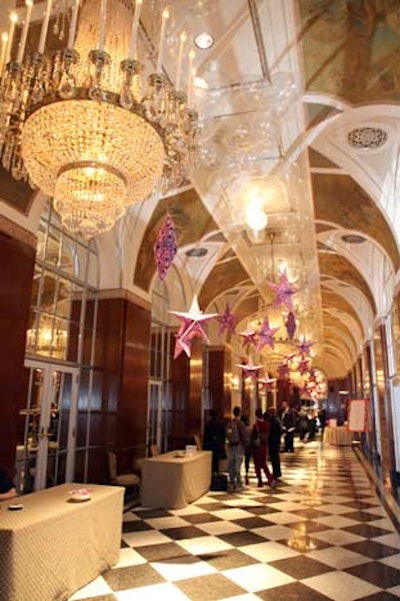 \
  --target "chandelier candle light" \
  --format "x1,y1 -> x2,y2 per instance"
0,0 -> 198,238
